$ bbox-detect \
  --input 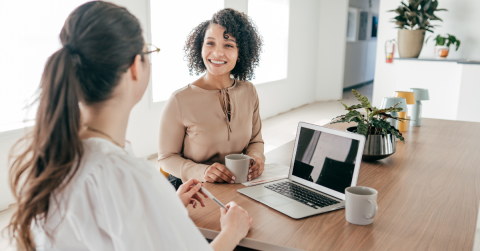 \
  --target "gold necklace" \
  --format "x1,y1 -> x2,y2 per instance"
83,125 -> 125,148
